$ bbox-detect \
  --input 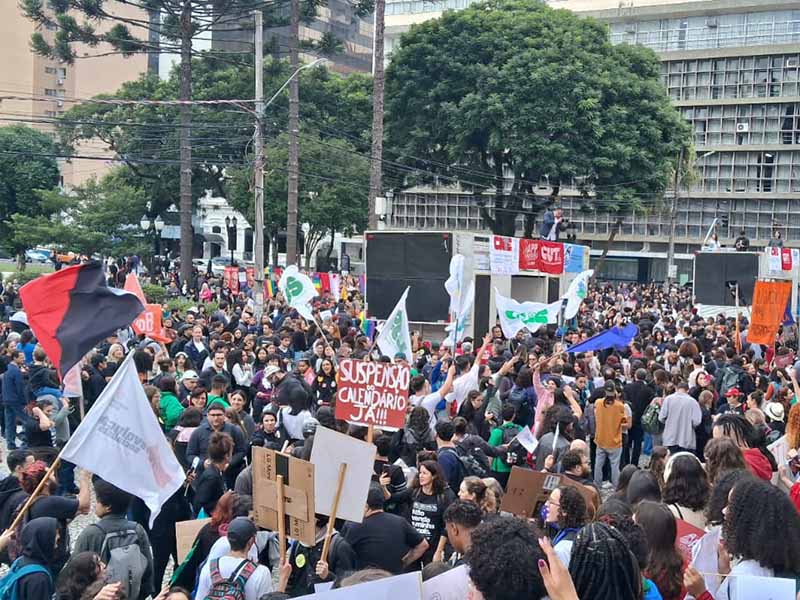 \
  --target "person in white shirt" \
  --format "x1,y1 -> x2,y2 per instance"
196,517 -> 274,600
447,333 -> 494,413
410,363 -> 456,429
